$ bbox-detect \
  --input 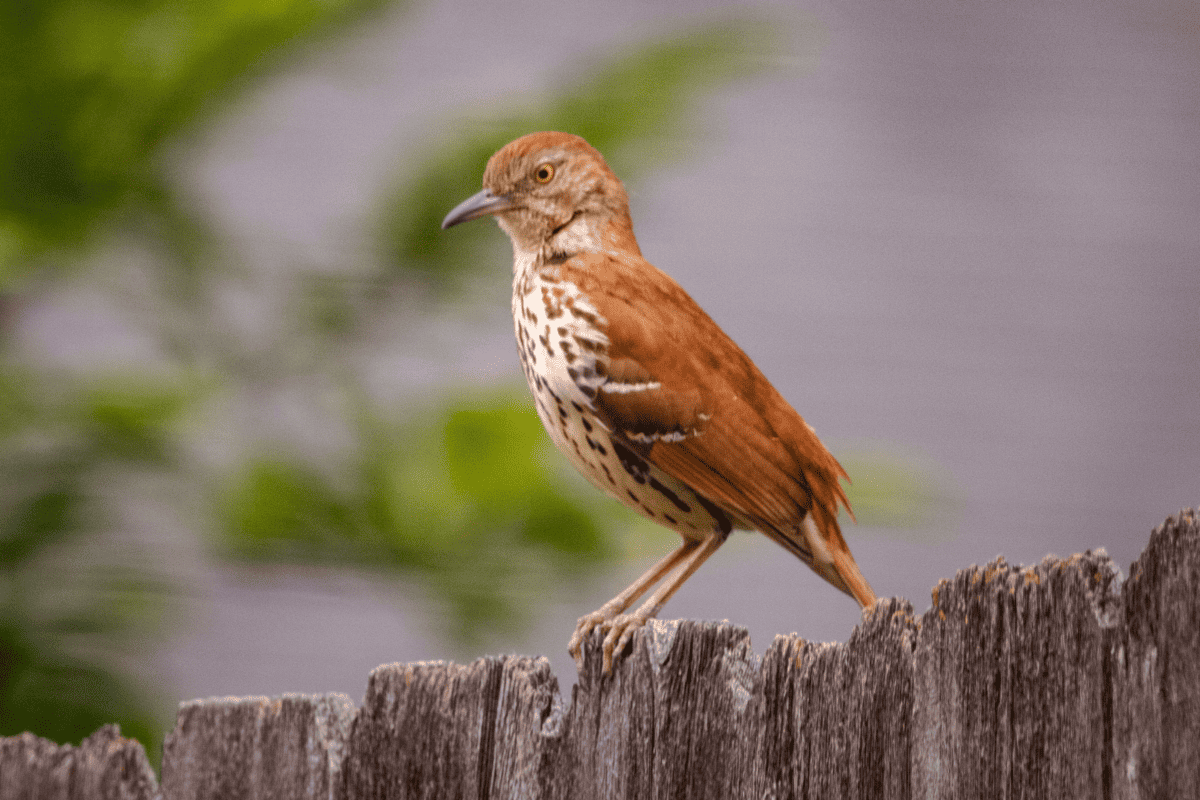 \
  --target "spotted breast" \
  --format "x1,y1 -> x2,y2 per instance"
512,257 -> 731,539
